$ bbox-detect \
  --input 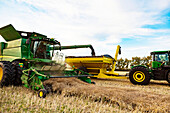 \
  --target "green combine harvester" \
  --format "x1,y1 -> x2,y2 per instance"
129,51 -> 170,85
0,24 -> 94,98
